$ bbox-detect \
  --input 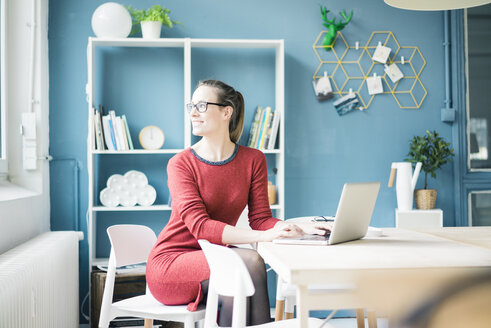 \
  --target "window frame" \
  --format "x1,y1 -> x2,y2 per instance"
0,0 -> 7,175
